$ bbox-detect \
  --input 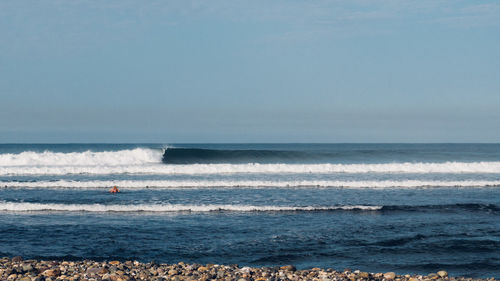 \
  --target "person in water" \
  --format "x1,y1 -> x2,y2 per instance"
109,186 -> 120,193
